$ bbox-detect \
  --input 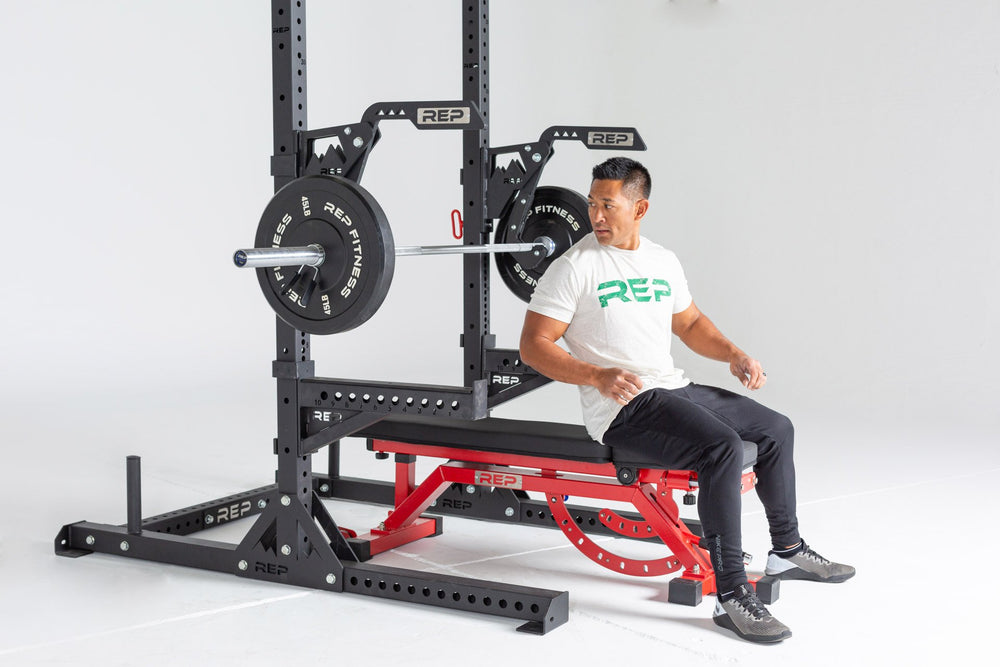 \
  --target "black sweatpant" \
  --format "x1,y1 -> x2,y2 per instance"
602,384 -> 800,595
